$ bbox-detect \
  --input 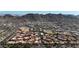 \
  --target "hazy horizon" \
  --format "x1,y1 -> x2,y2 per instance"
0,11 -> 79,16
